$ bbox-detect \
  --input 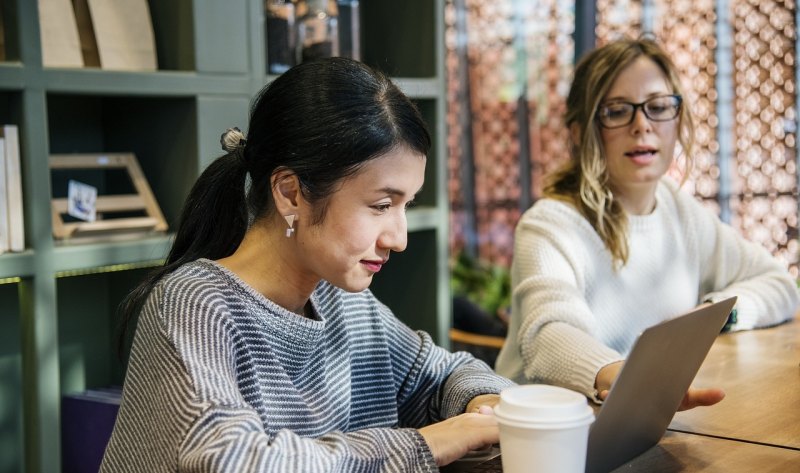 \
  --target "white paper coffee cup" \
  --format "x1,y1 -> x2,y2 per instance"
494,384 -> 594,473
